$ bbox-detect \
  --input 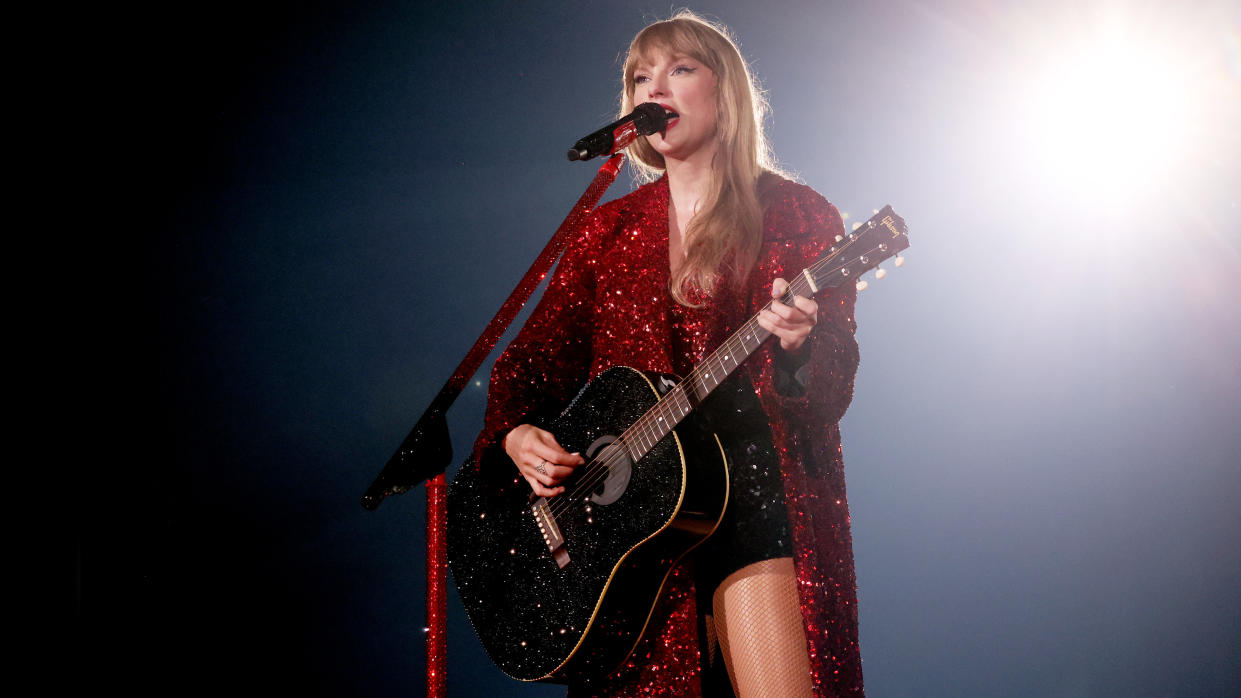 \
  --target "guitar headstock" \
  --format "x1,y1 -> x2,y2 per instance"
806,205 -> 909,293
